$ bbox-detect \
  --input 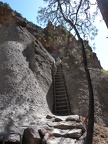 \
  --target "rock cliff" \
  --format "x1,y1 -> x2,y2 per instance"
0,21 -> 54,138
0,2 -> 108,144
63,61 -> 108,125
